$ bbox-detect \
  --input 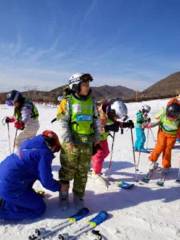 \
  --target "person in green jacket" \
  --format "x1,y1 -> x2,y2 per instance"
56,73 -> 100,209
5,90 -> 39,149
